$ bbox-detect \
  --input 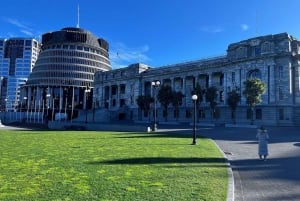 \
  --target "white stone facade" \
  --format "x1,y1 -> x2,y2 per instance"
94,33 -> 300,126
